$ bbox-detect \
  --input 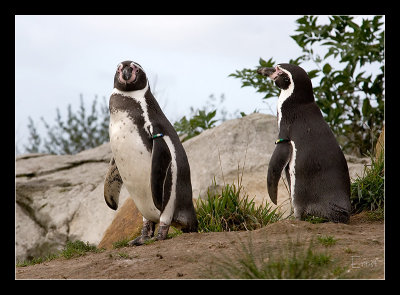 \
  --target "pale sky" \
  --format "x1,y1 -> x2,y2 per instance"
15,15 -> 382,154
